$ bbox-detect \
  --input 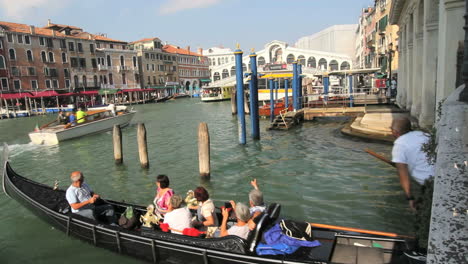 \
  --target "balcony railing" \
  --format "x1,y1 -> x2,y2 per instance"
98,65 -> 109,71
